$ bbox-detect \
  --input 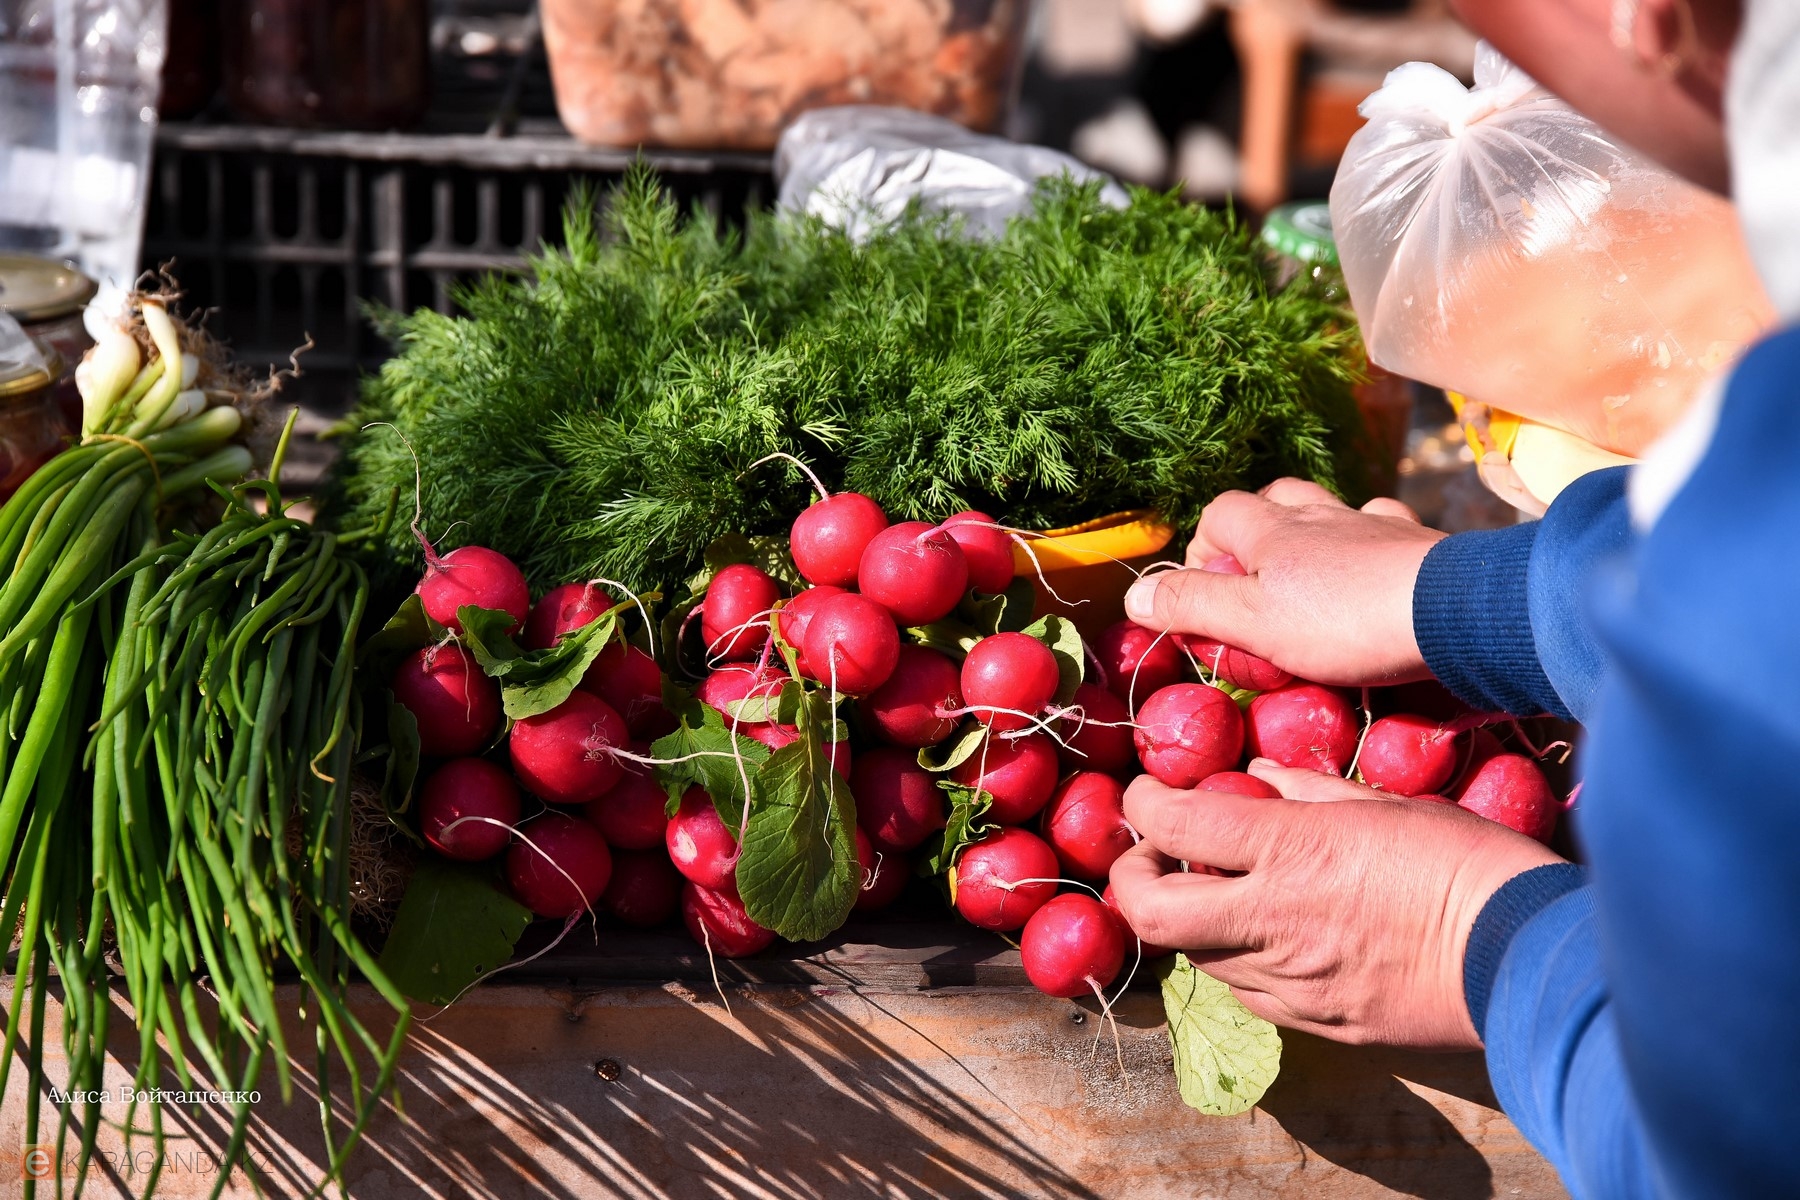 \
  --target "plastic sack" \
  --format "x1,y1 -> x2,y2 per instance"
1331,44 -> 1773,459
775,105 -> 1127,240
